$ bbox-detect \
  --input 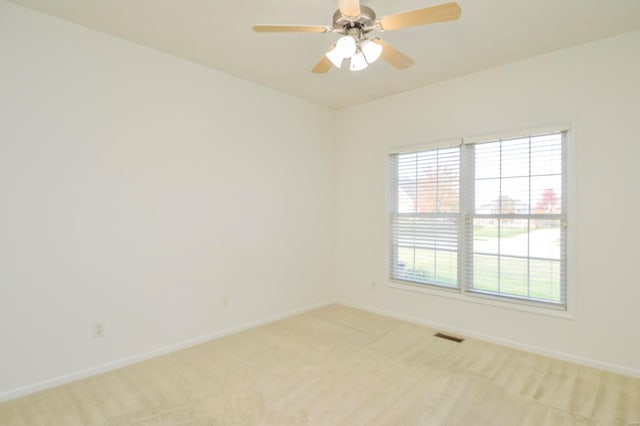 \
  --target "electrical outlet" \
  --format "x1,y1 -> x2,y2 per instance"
222,296 -> 229,308
93,323 -> 105,338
